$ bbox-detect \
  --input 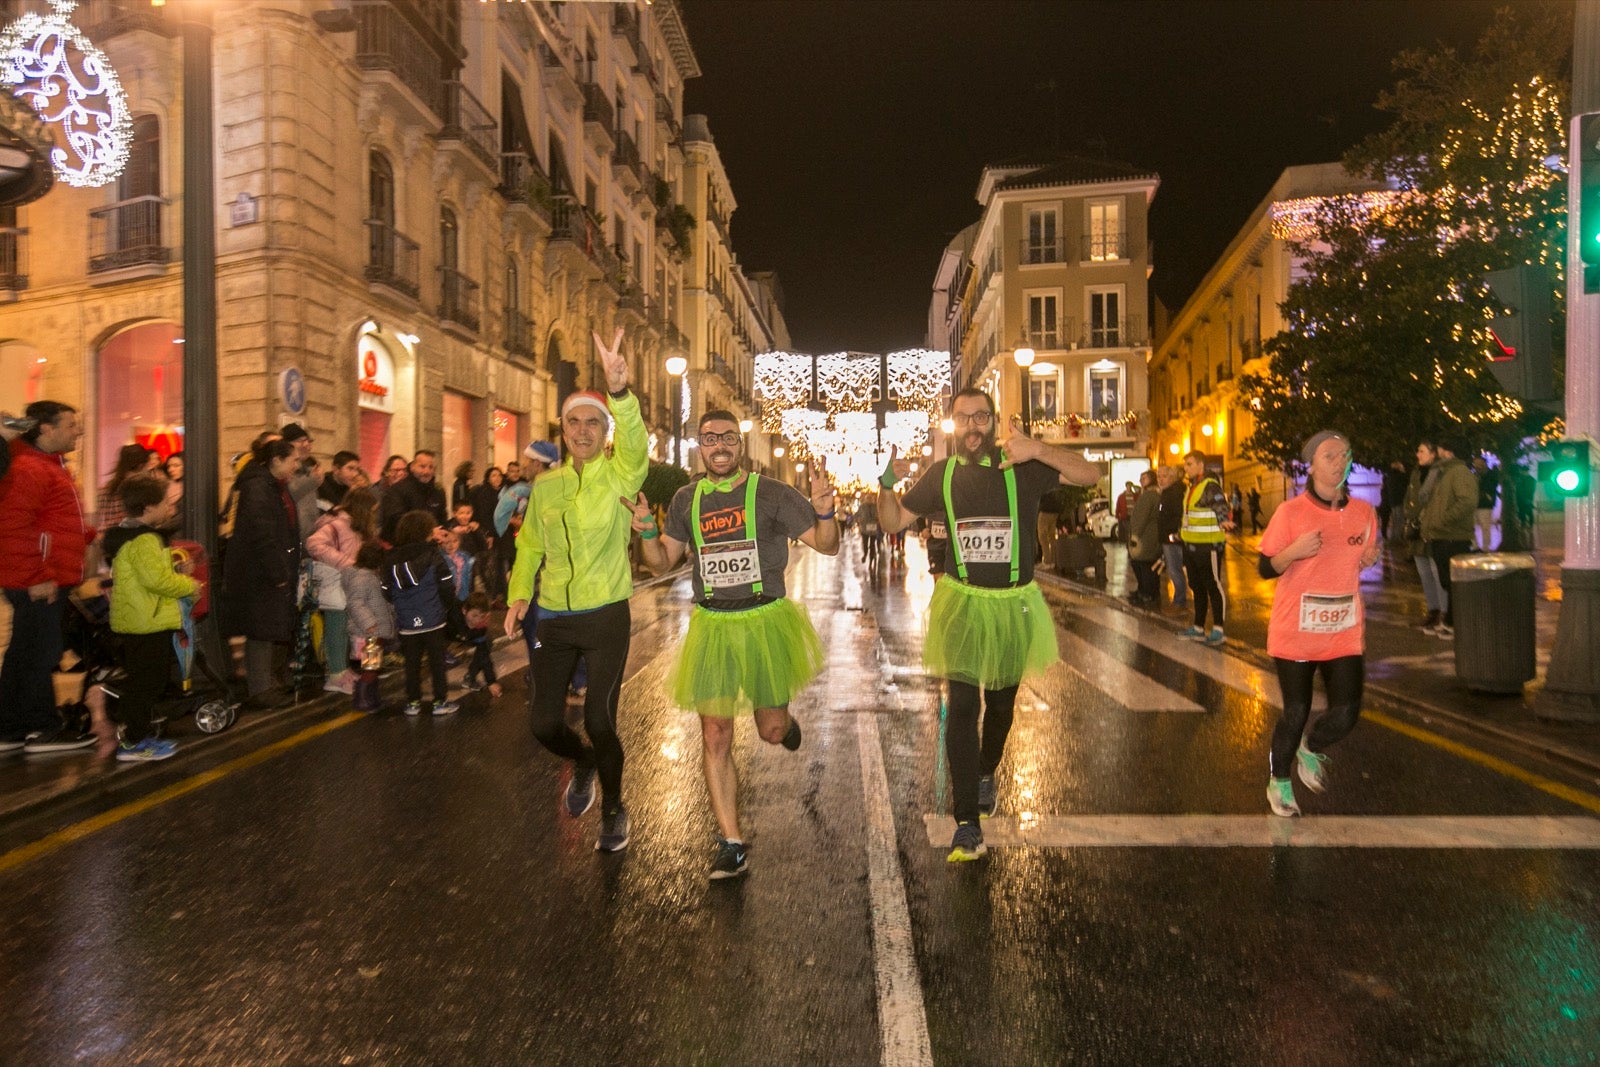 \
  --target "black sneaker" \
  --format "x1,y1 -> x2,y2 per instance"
596,804 -> 630,852
23,728 -> 96,754
0,736 -> 25,754
781,715 -> 802,752
563,761 -> 598,817
977,774 -> 997,819
710,837 -> 749,880
947,821 -> 987,862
